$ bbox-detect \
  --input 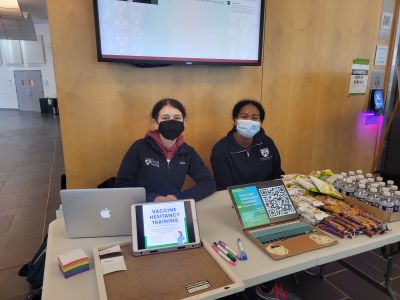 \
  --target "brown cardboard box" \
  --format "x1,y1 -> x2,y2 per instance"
343,195 -> 400,222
